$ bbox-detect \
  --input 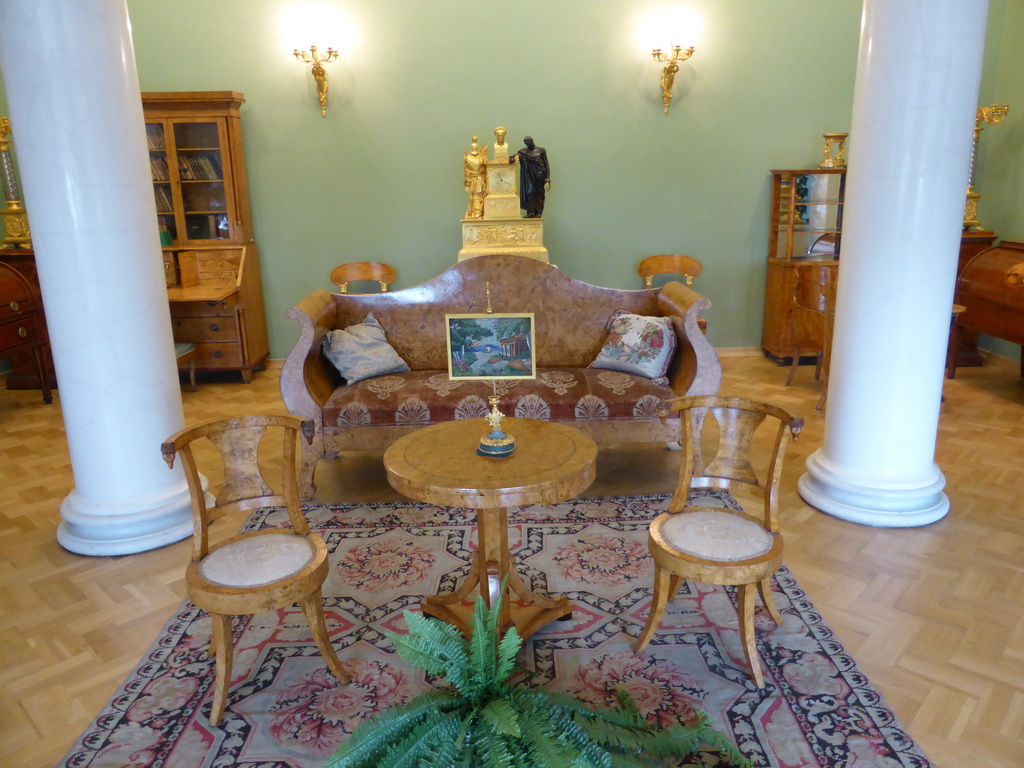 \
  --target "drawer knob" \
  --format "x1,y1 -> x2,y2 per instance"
207,301 -> 217,307
9,300 -> 19,312
18,326 -> 27,338
213,351 -> 223,359
210,323 -> 220,332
